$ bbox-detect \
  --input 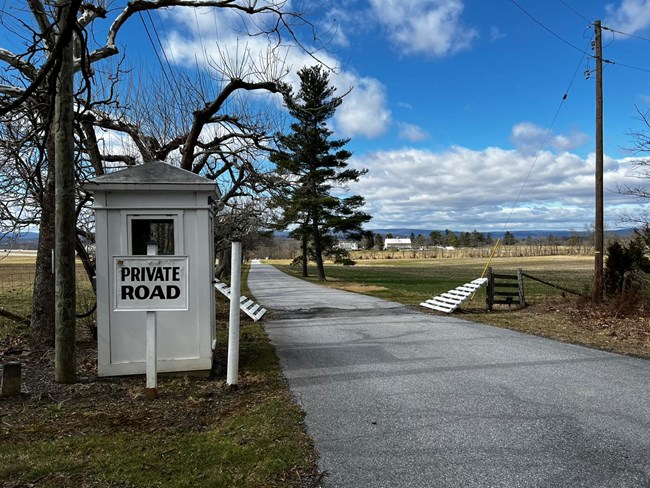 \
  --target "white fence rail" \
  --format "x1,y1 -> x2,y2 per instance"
214,278 -> 267,322
420,278 -> 487,313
